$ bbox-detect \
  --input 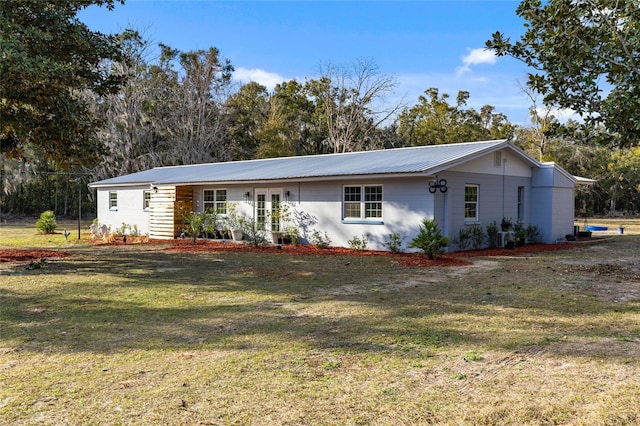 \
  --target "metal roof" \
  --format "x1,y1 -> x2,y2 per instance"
89,139 -> 520,187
